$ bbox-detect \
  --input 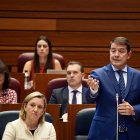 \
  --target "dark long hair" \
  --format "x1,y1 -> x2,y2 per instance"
34,35 -> 53,72
0,60 -> 10,90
